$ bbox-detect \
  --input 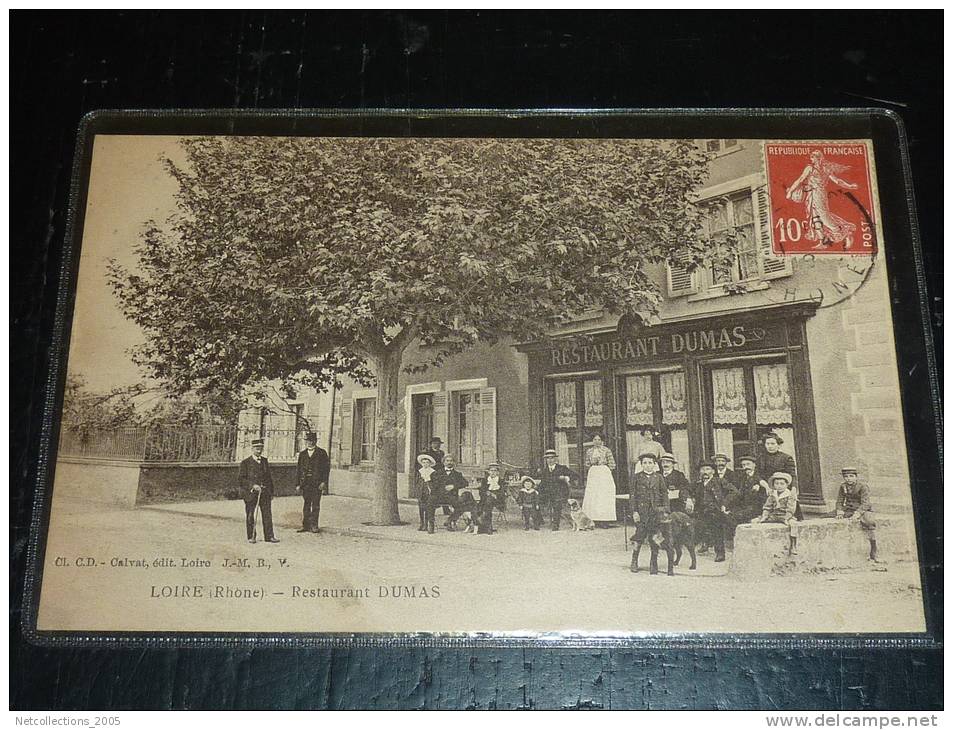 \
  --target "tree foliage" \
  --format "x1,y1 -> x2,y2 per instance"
109,136 -> 713,398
